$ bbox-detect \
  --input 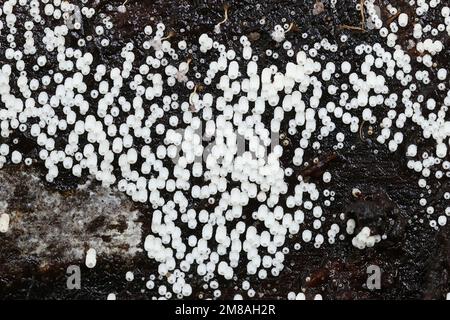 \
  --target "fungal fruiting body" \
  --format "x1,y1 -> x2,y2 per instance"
0,0 -> 449,300
351,227 -> 381,250
107,293 -> 117,300
85,248 -> 97,269
126,271 -> 135,282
